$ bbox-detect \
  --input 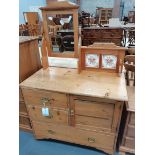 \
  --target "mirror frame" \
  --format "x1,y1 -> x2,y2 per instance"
40,2 -> 79,58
